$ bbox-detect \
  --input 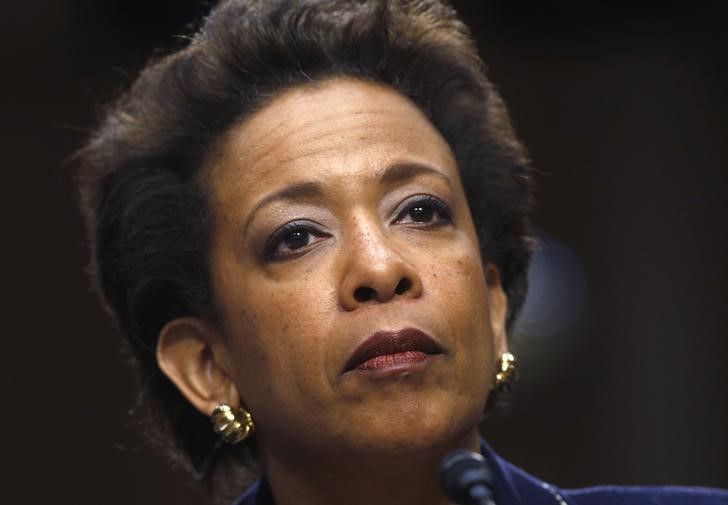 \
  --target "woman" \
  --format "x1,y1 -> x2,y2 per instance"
75,1 -> 728,504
